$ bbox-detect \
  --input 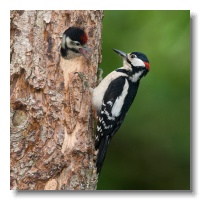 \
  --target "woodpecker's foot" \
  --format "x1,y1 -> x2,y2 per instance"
75,72 -> 89,93
97,68 -> 103,84
93,149 -> 99,161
